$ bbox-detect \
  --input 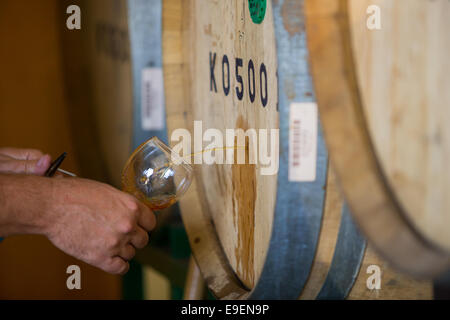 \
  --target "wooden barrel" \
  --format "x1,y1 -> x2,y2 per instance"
63,0 -> 167,186
80,0 -> 133,187
62,0 -> 181,299
162,0 -> 431,299
305,0 -> 450,277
